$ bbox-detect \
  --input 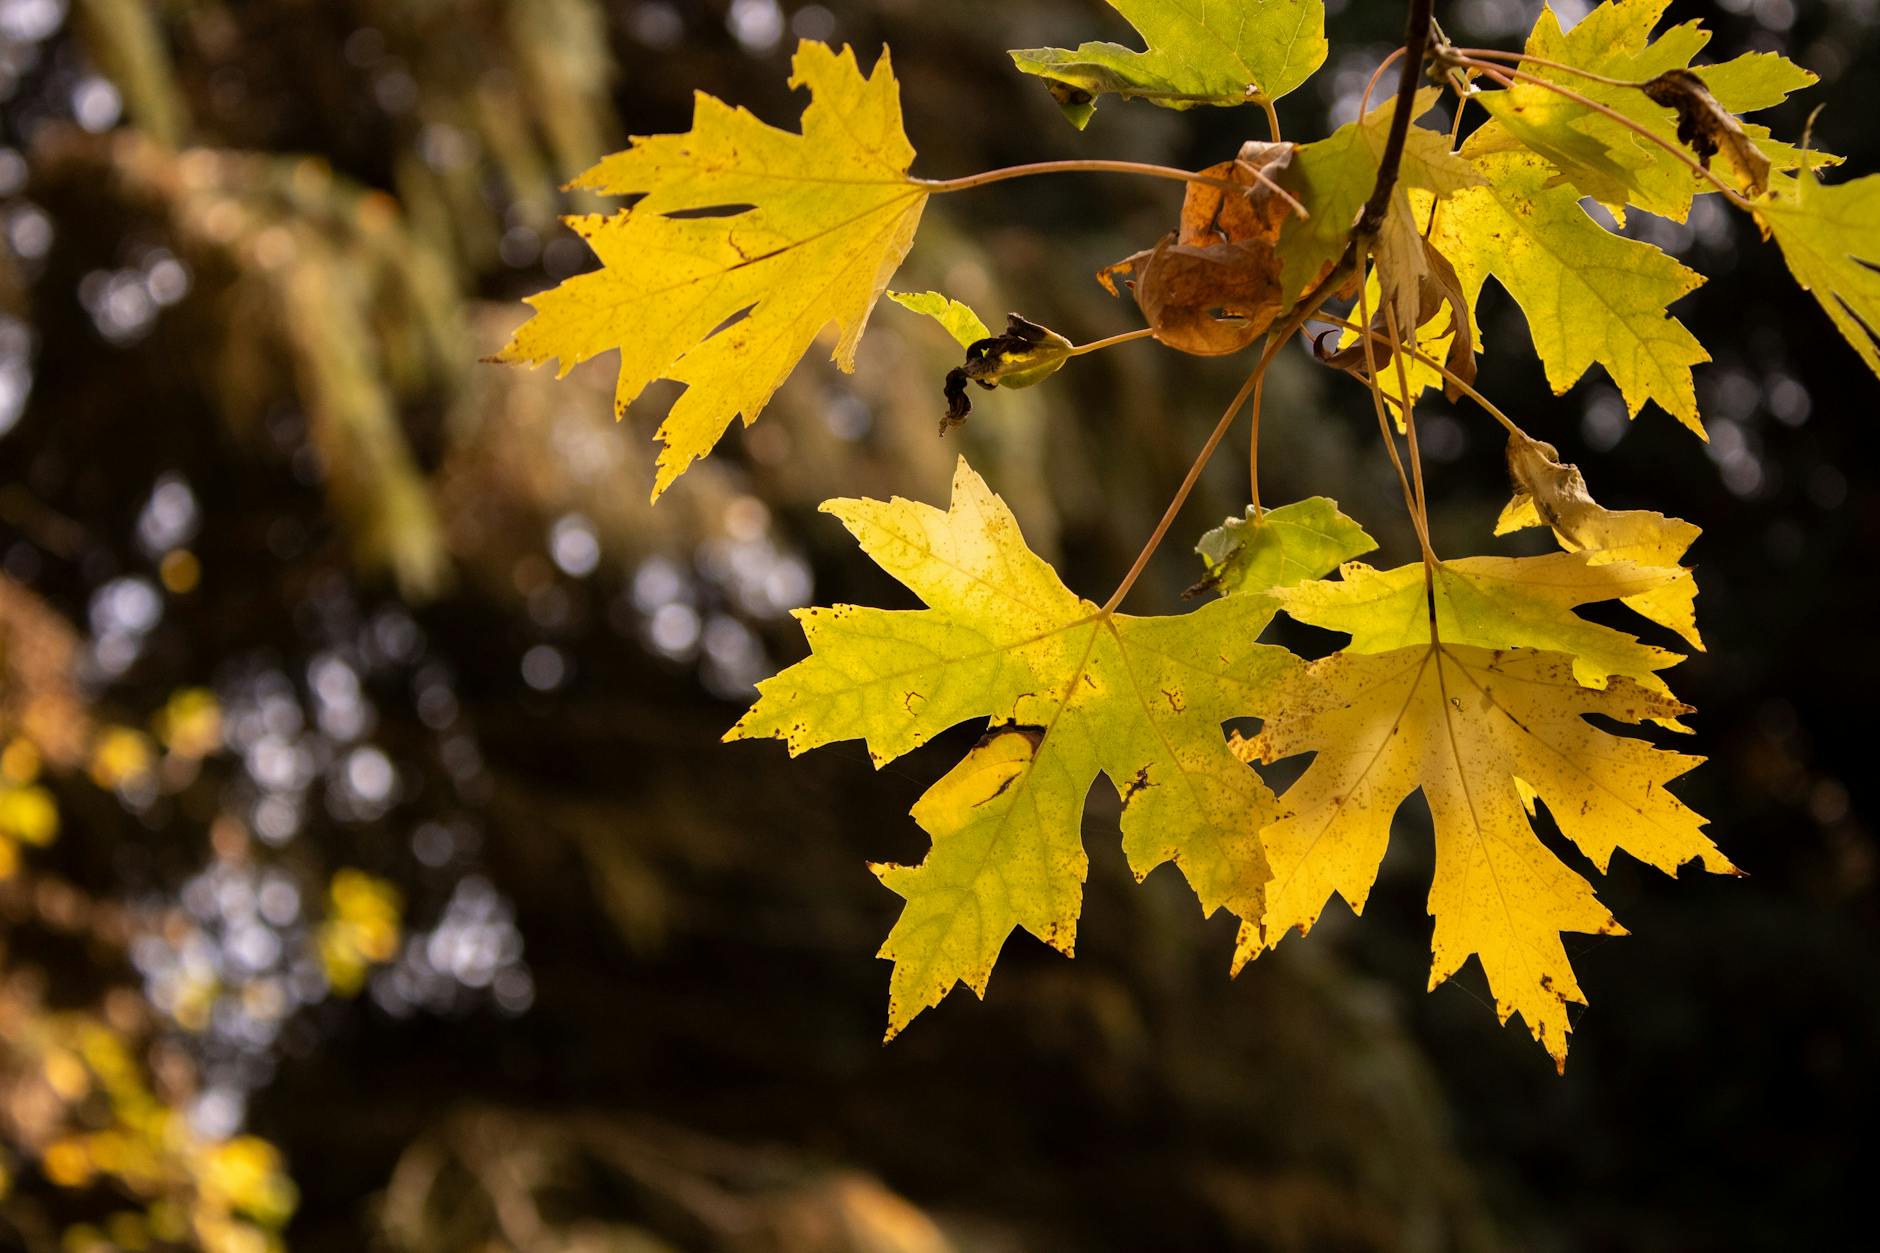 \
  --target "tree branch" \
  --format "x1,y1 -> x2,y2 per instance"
1357,0 -> 1438,237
